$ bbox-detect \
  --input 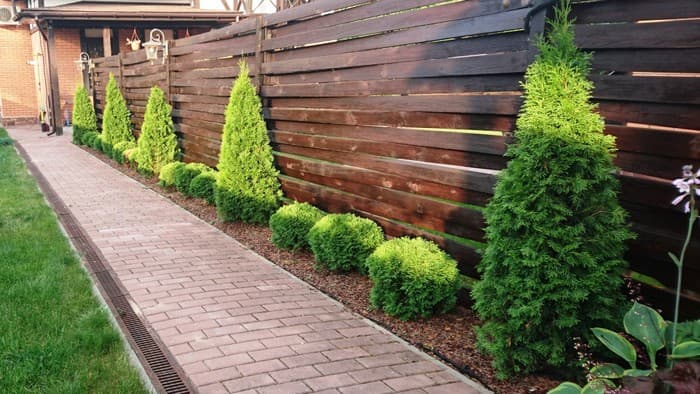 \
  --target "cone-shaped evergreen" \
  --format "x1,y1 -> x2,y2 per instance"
215,60 -> 281,224
72,85 -> 97,145
471,1 -> 633,377
134,86 -> 178,175
101,74 -> 134,155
